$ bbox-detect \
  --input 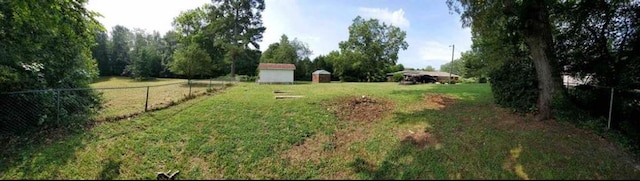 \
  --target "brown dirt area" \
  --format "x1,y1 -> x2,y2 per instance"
280,95 -> 396,179
323,95 -> 395,122
424,94 -> 457,110
402,93 -> 458,112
